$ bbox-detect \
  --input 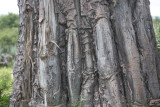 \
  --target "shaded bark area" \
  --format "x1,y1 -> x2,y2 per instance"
10,0 -> 160,107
